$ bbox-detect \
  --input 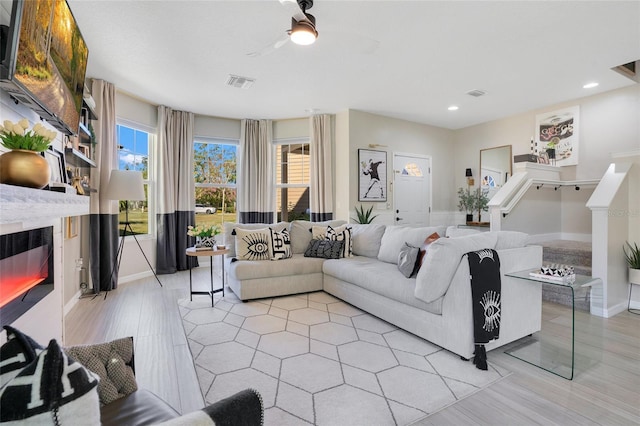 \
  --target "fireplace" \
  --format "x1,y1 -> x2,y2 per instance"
0,227 -> 54,327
